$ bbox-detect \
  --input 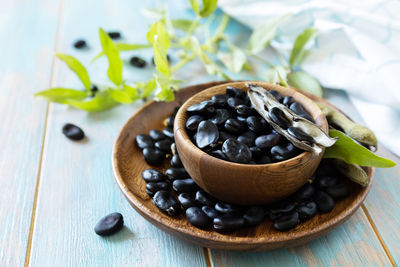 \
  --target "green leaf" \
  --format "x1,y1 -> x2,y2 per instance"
146,21 -> 170,50
65,90 -> 118,112
171,19 -> 194,32
190,0 -> 218,18
324,129 -> 396,168
217,46 -> 247,73
109,89 -> 135,104
56,54 -> 91,91
140,78 -> 157,98
287,71 -> 323,97
188,37 -> 230,80
99,28 -> 123,86
262,66 -> 287,84
248,15 -> 290,54
91,43 -> 151,62
289,27 -> 317,67
124,85 -> 139,100
34,88 -> 88,103
153,74 -> 178,102
153,36 -> 171,76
